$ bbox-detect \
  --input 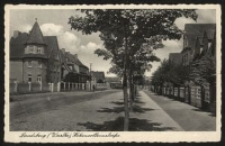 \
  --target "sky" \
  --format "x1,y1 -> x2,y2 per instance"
9,9 -> 216,77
